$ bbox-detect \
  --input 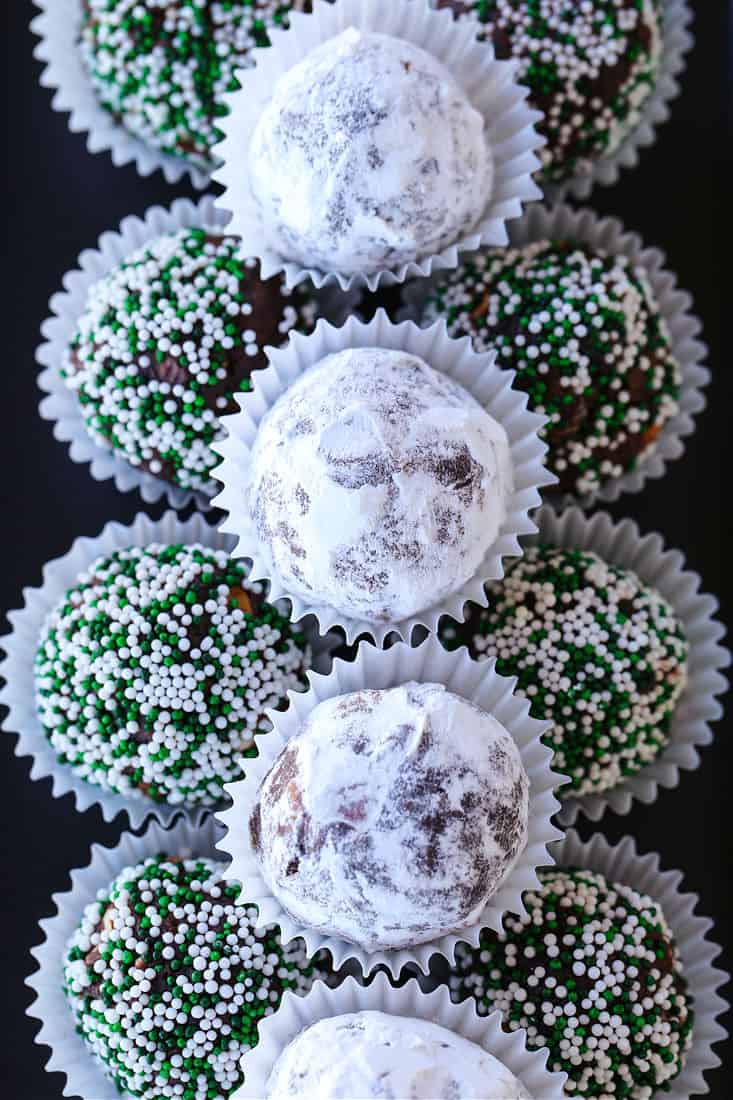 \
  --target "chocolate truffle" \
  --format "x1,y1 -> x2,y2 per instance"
247,347 -> 513,623
449,867 -> 694,1098
440,545 -> 688,799
265,1010 -> 531,1098
63,227 -> 315,497
63,853 -> 319,1100
249,682 -> 529,952
422,240 -> 681,496
248,28 -> 492,275
79,0 -> 311,169
35,543 -> 310,808
436,0 -> 663,183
